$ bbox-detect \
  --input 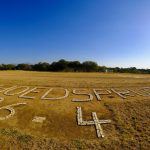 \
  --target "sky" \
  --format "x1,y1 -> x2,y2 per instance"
0,0 -> 150,68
